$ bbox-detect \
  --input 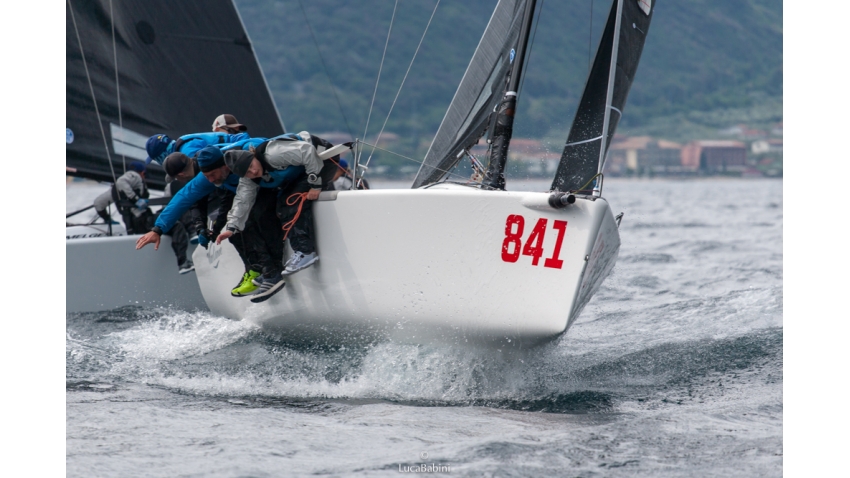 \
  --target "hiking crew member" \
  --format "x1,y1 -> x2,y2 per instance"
144,131 -> 249,167
152,116 -> 252,244
215,132 -> 337,301
95,161 -> 192,273
163,152 -> 217,248
136,145 -> 303,298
